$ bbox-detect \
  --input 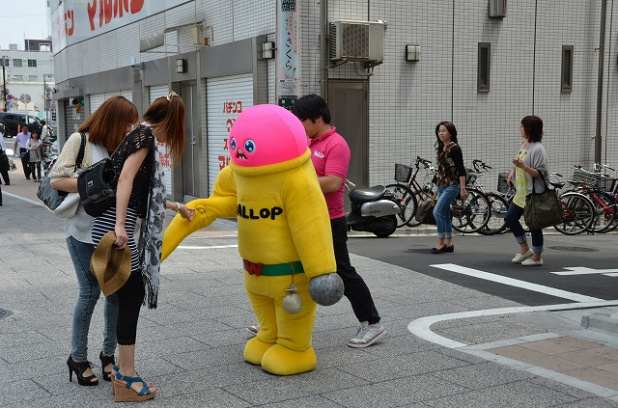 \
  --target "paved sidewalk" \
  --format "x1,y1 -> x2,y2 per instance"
1,172 -> 617,407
